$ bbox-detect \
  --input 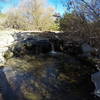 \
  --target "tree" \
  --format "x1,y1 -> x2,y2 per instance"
19,0 -> 57,31
4,8 -> 29,30
62,0 -> 100,31
62,0 -> 100,21
60,0 -> 100,45
4,0 -> 58,31
60,13 -> 89,40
